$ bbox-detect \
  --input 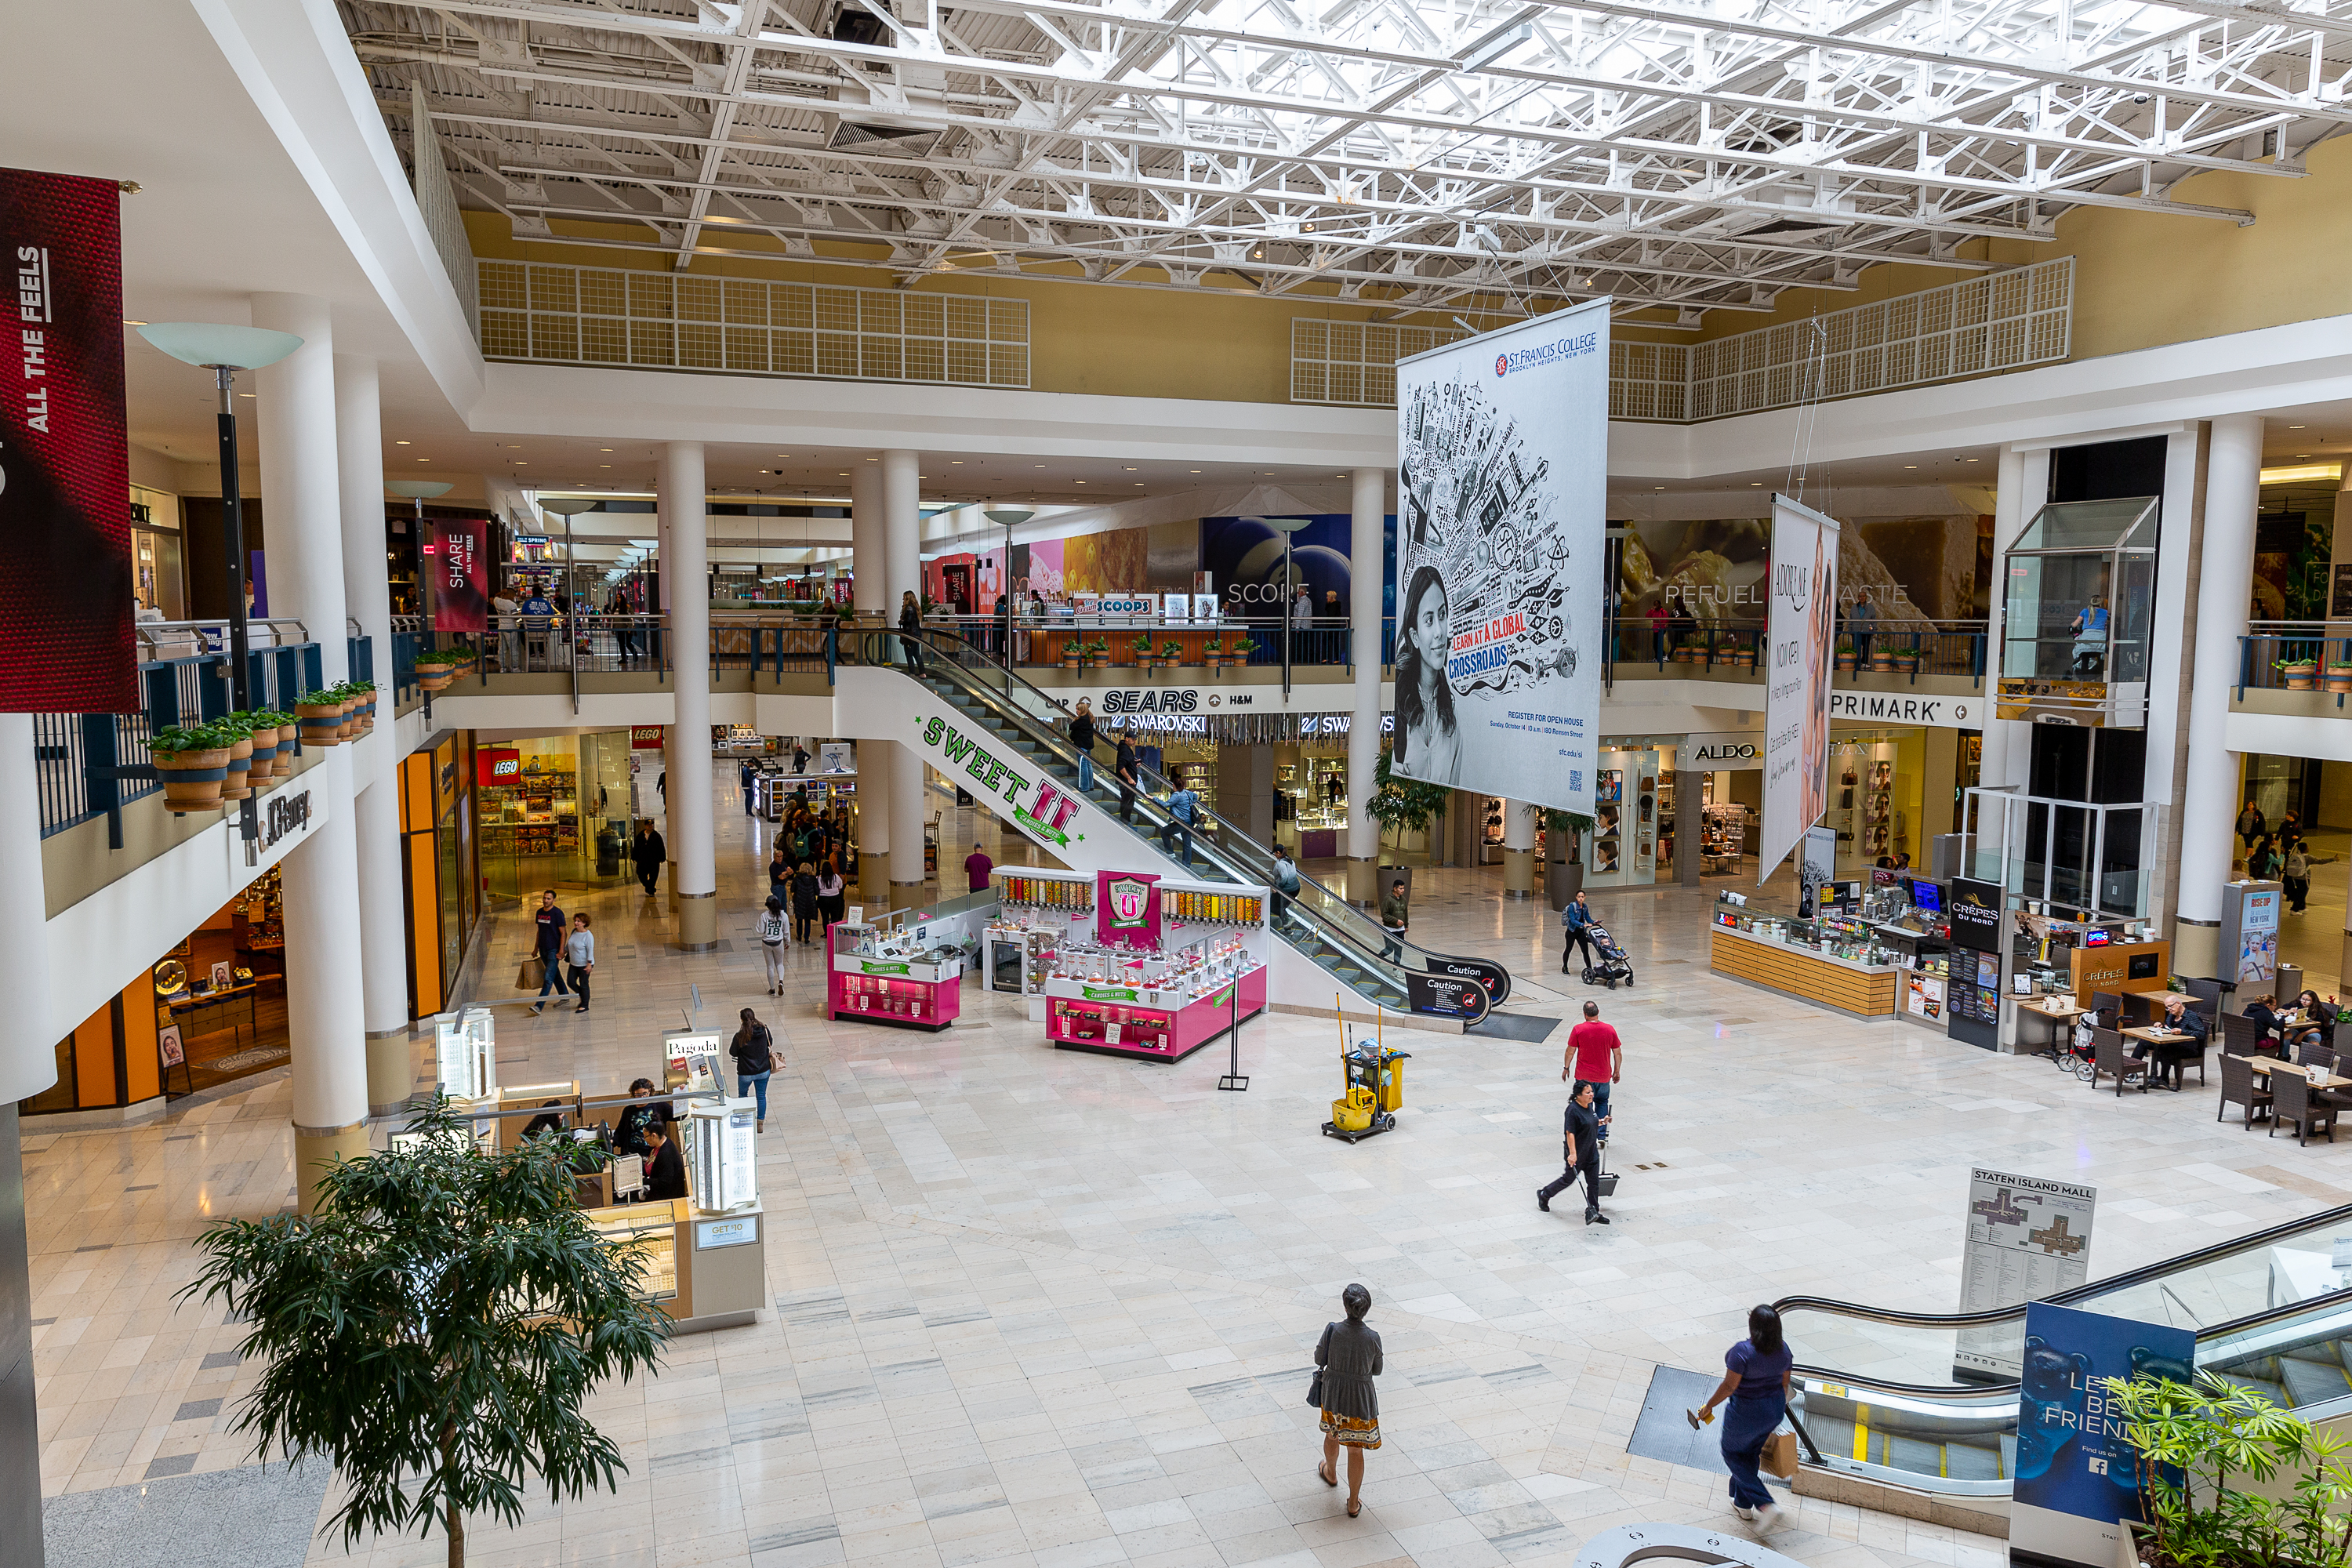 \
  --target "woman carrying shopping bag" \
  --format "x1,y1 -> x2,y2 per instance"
1689,1305 -> 1795,1534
